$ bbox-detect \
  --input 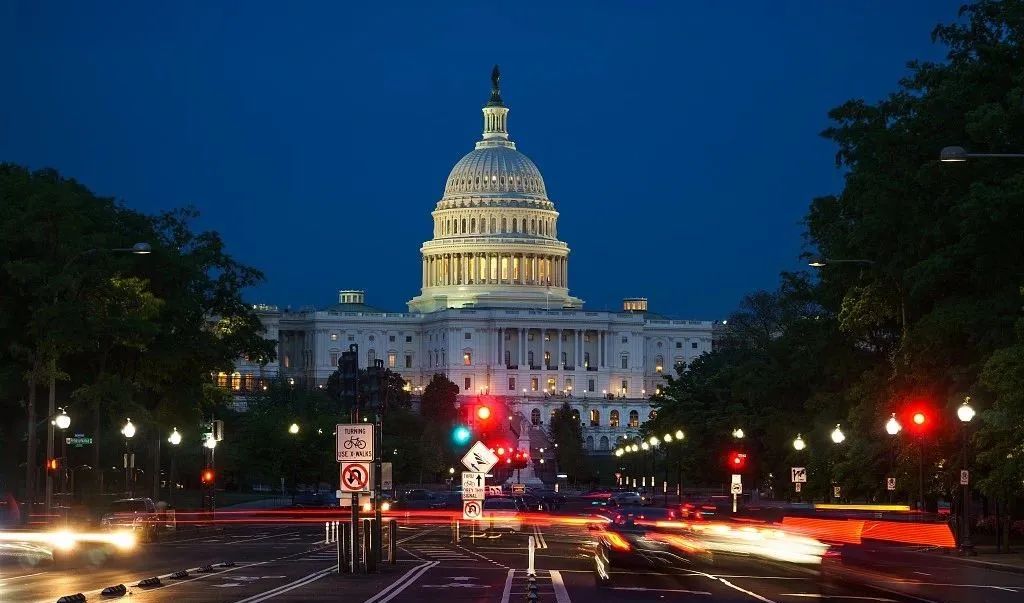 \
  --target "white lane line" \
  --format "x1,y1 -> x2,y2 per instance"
550,570 -> 571,603
779,595 -> 897,601
500,569 -> 515,603
234,564 -> 337,603
611,586 -> 711,595
363,560 -> 437,603
718,577 -> 777,603
0,571 -> 45,583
